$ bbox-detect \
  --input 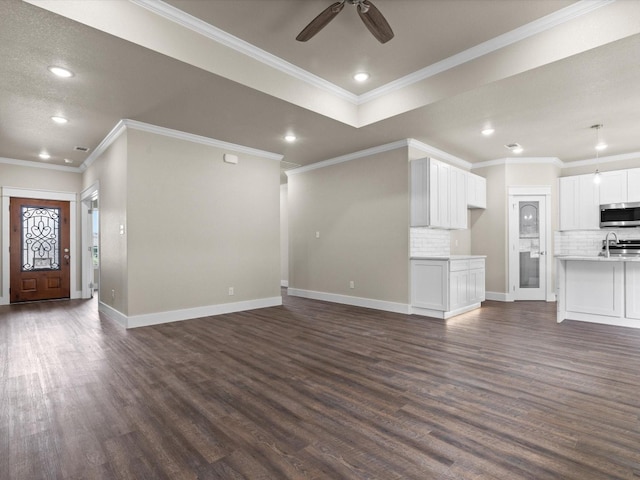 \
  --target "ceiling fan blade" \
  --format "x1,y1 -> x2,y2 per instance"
296,1 -> 345,42
357,0 -> 394,44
